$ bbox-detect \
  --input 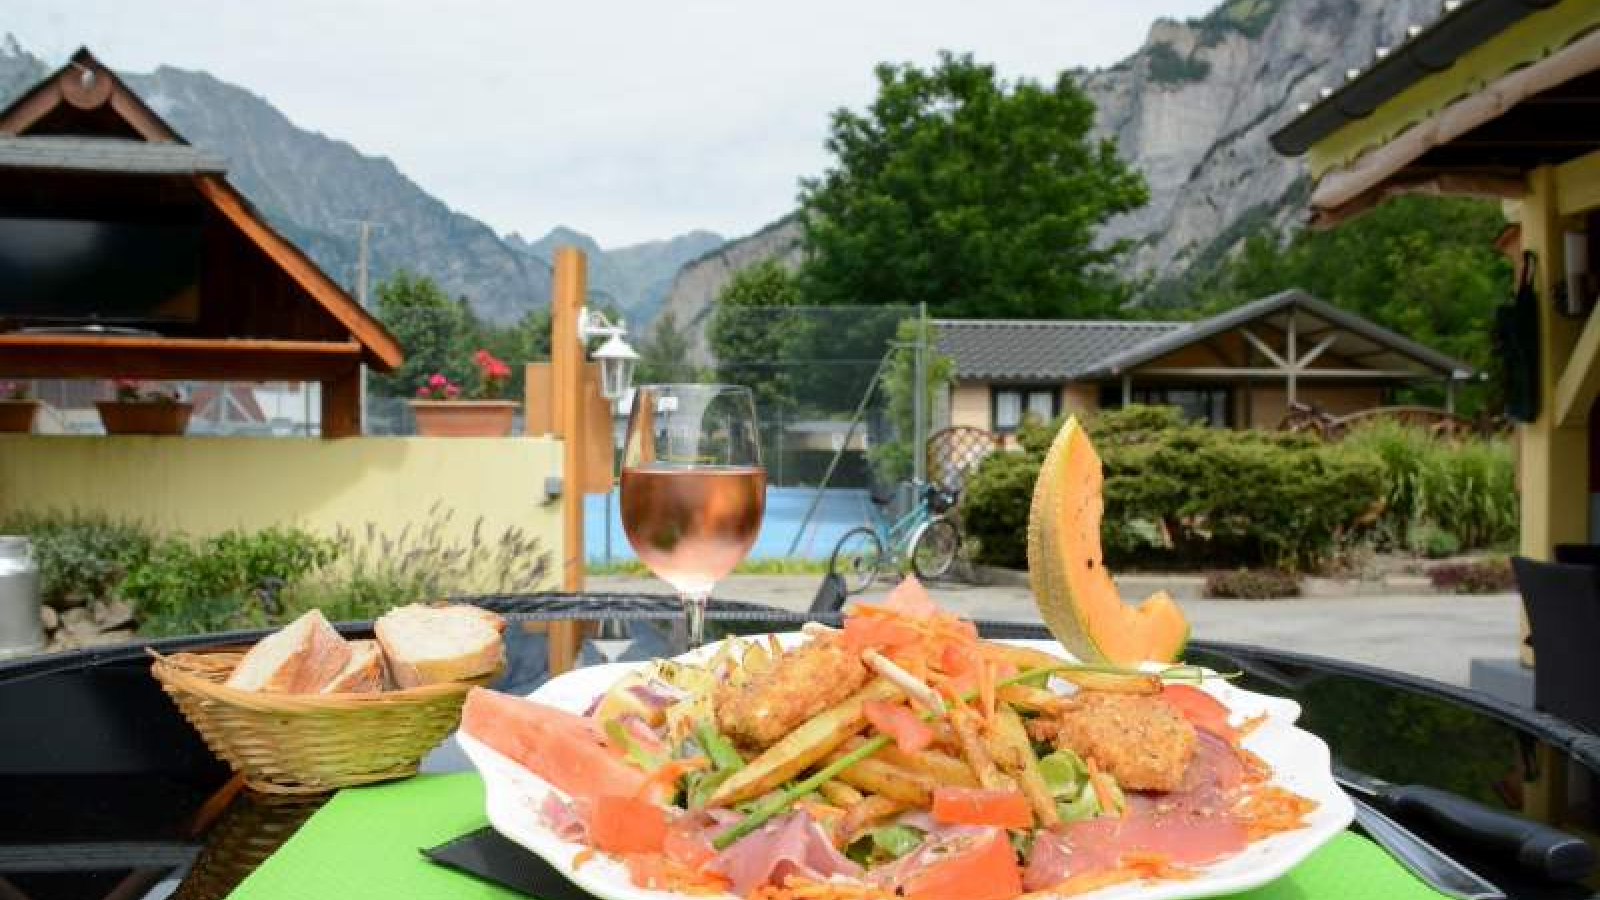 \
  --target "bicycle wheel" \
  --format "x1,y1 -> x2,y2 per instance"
910,517 -> 960,581
829,527 -> 884,595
